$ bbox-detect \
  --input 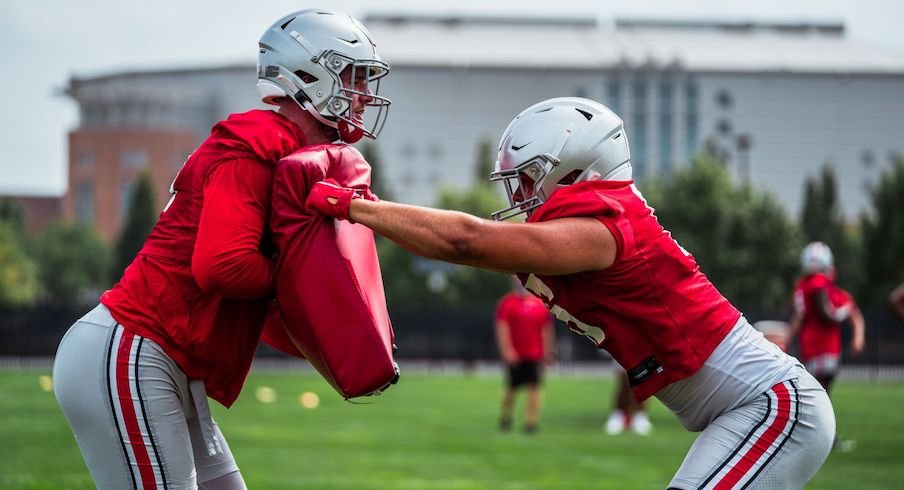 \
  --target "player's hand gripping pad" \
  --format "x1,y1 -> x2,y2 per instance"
262,144 -> 398,398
